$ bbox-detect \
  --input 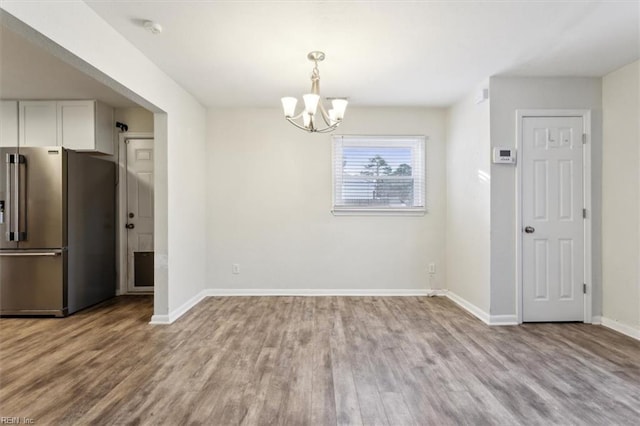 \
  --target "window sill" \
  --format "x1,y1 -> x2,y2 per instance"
332,208 -> 426,216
